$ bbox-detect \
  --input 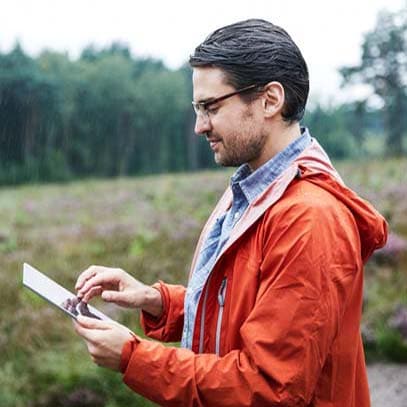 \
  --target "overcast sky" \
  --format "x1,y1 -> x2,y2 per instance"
1,0 -> 405,103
